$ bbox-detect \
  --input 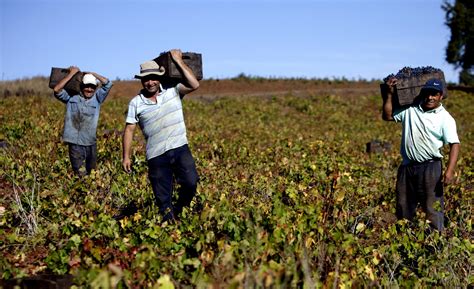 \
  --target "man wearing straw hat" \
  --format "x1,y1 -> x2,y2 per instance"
122,49 -> 200,222
53,67 -> 113,176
